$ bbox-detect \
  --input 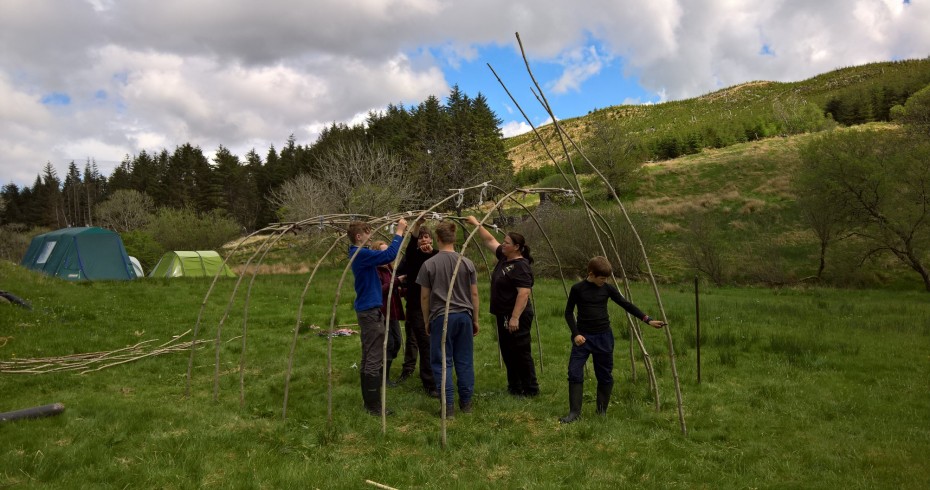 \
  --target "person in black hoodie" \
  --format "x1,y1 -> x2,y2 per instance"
396,218 -> 439,397
560,256 -> 667,423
